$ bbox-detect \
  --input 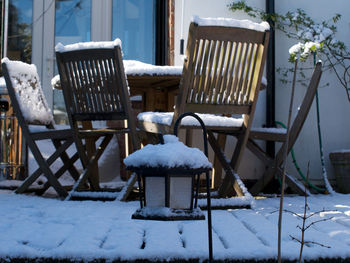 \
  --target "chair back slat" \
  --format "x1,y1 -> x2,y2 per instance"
202,40 -> 217,101
211,40 -> 228,104
56,47 -> 128,121
218,41 -> 233,104
175,22 -> 269,119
